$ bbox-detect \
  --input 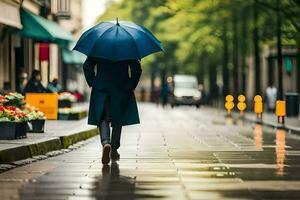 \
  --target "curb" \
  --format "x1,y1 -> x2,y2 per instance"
245,117 -> 300,134
0,128 -> 99,164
